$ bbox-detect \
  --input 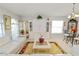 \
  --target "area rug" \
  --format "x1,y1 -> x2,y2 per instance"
19,42 -> 66,54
